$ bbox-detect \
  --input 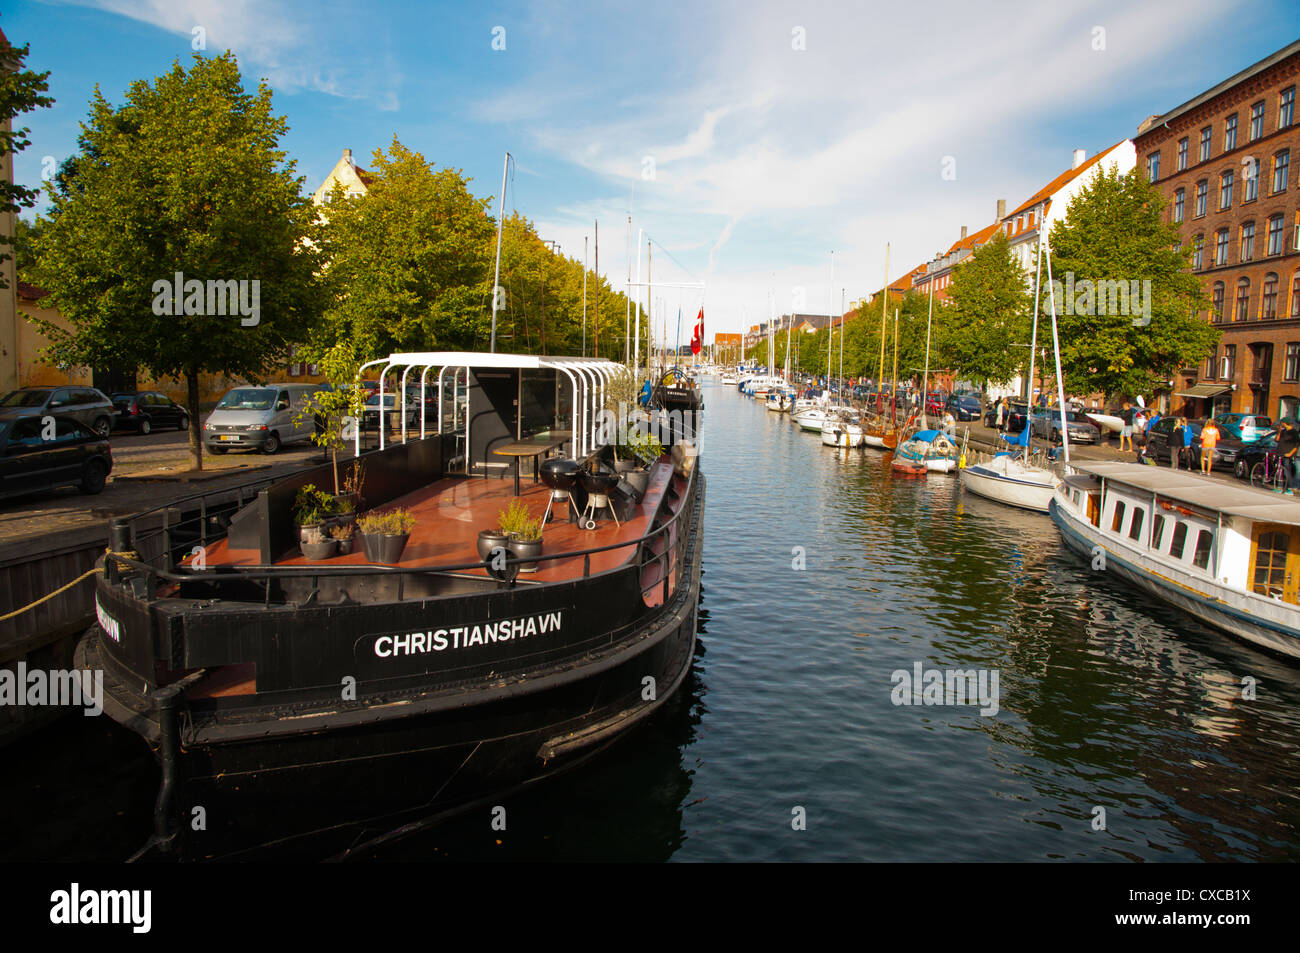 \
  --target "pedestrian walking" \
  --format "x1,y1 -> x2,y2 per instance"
1200,418 -> 1220,474
996,399 -> 1005,430
1119,400 -> 1133,453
